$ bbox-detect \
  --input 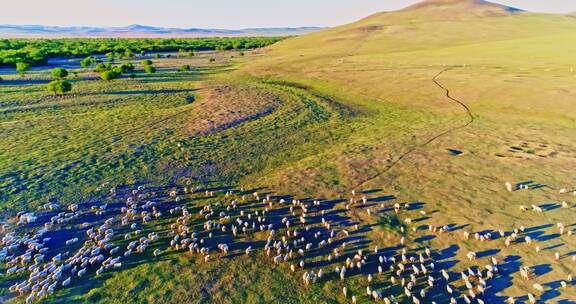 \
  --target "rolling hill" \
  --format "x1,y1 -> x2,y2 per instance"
236,0 -> 576,299
0,24 -> 325,38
